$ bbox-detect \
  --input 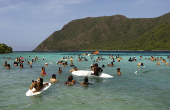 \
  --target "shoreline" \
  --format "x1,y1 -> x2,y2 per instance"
12,50 -> 170,52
